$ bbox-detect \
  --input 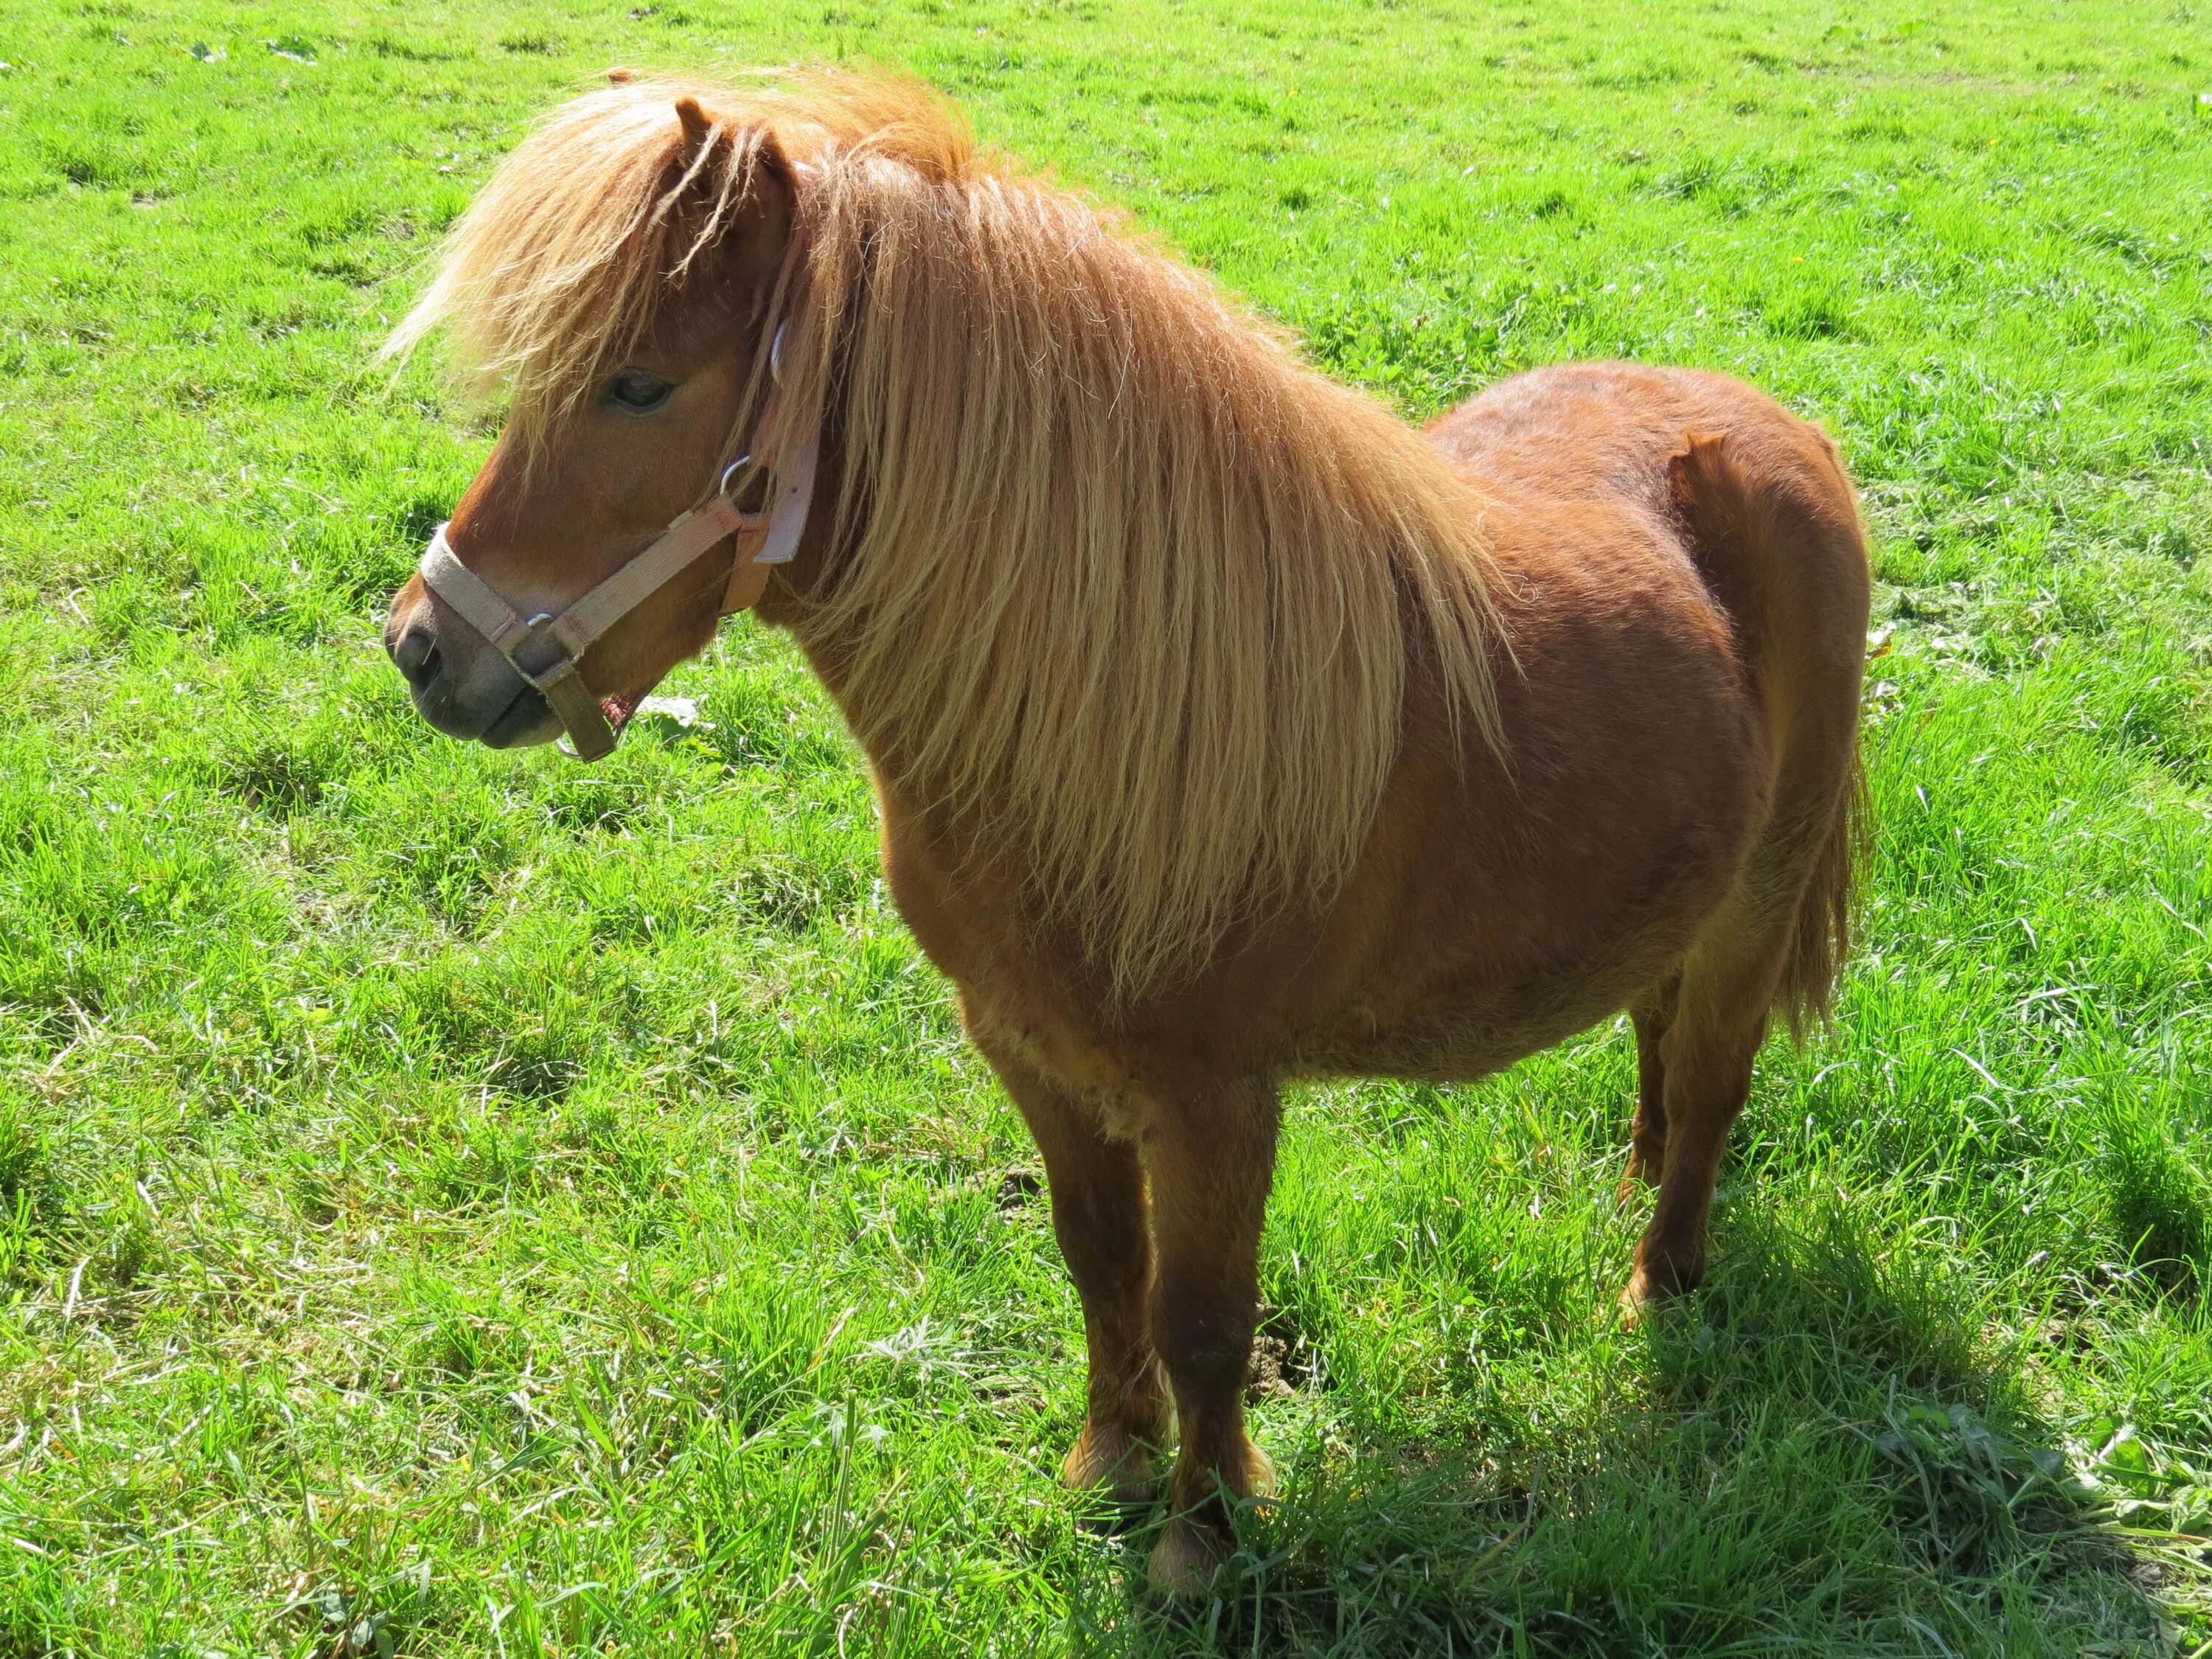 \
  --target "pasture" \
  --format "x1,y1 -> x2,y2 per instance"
2,0 -> 2210,1652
